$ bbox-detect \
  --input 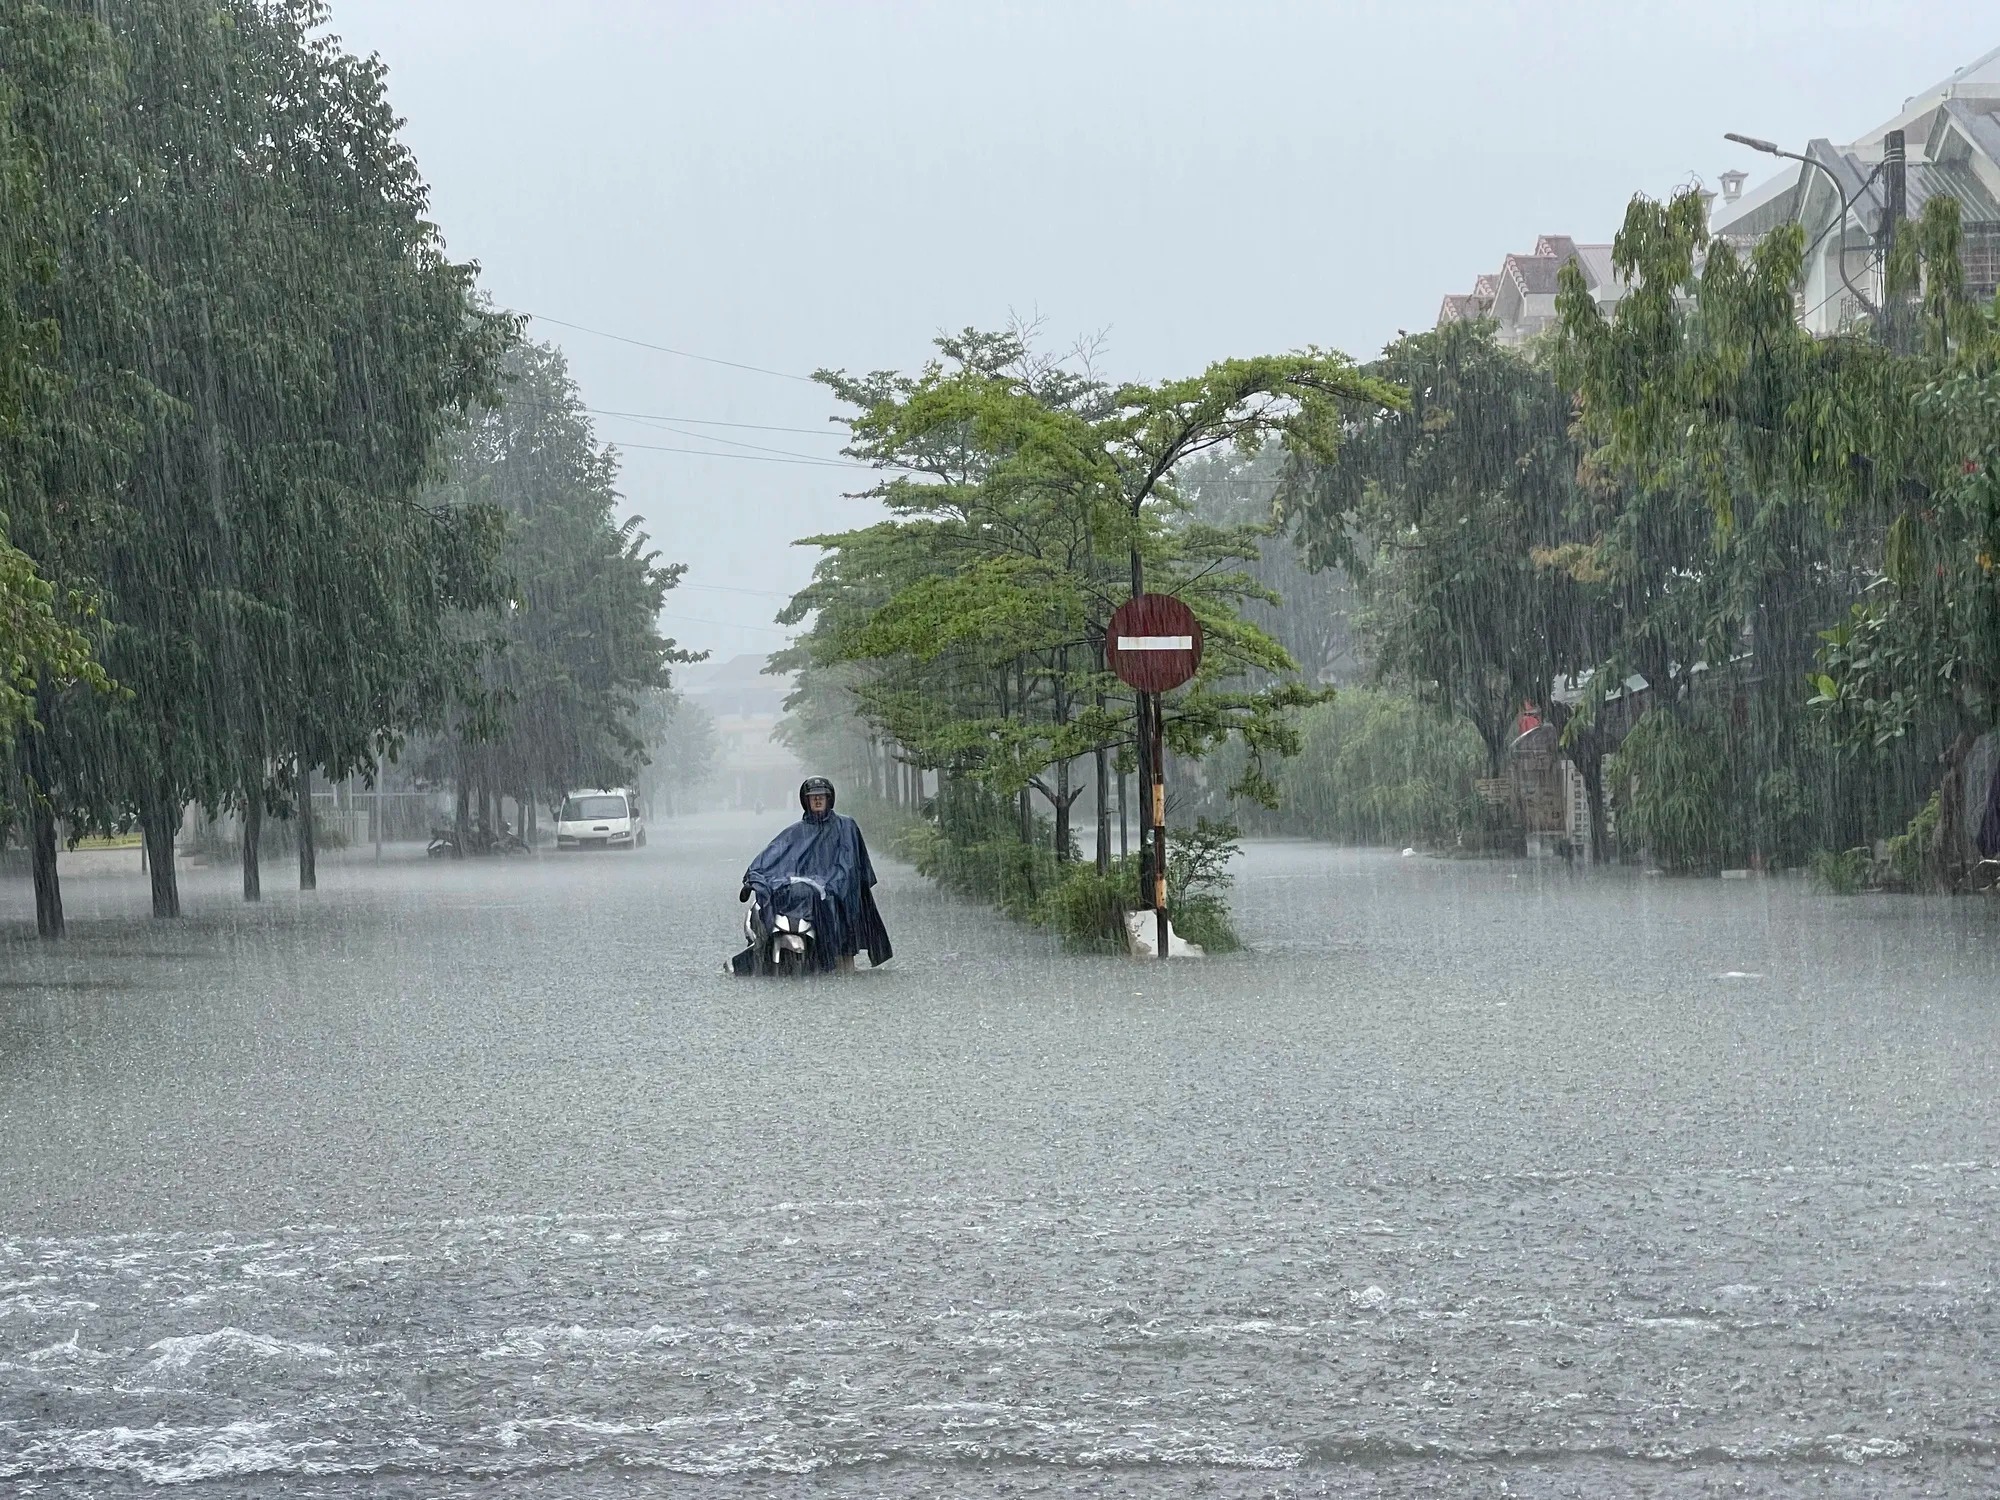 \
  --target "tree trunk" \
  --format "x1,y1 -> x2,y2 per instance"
242,790 -> 262,902
297,761 -> 317,890
141,789 -> 180,919
17,725 -> 64,939
1135,690 -> 1153,908
1932,731 -> 1977,891
1095,736 -> 1111,875
454,778 -> 470,856
1581,749 -> 1610,865
1118,765 -> 1129,863
1054,757 -> 1072,863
